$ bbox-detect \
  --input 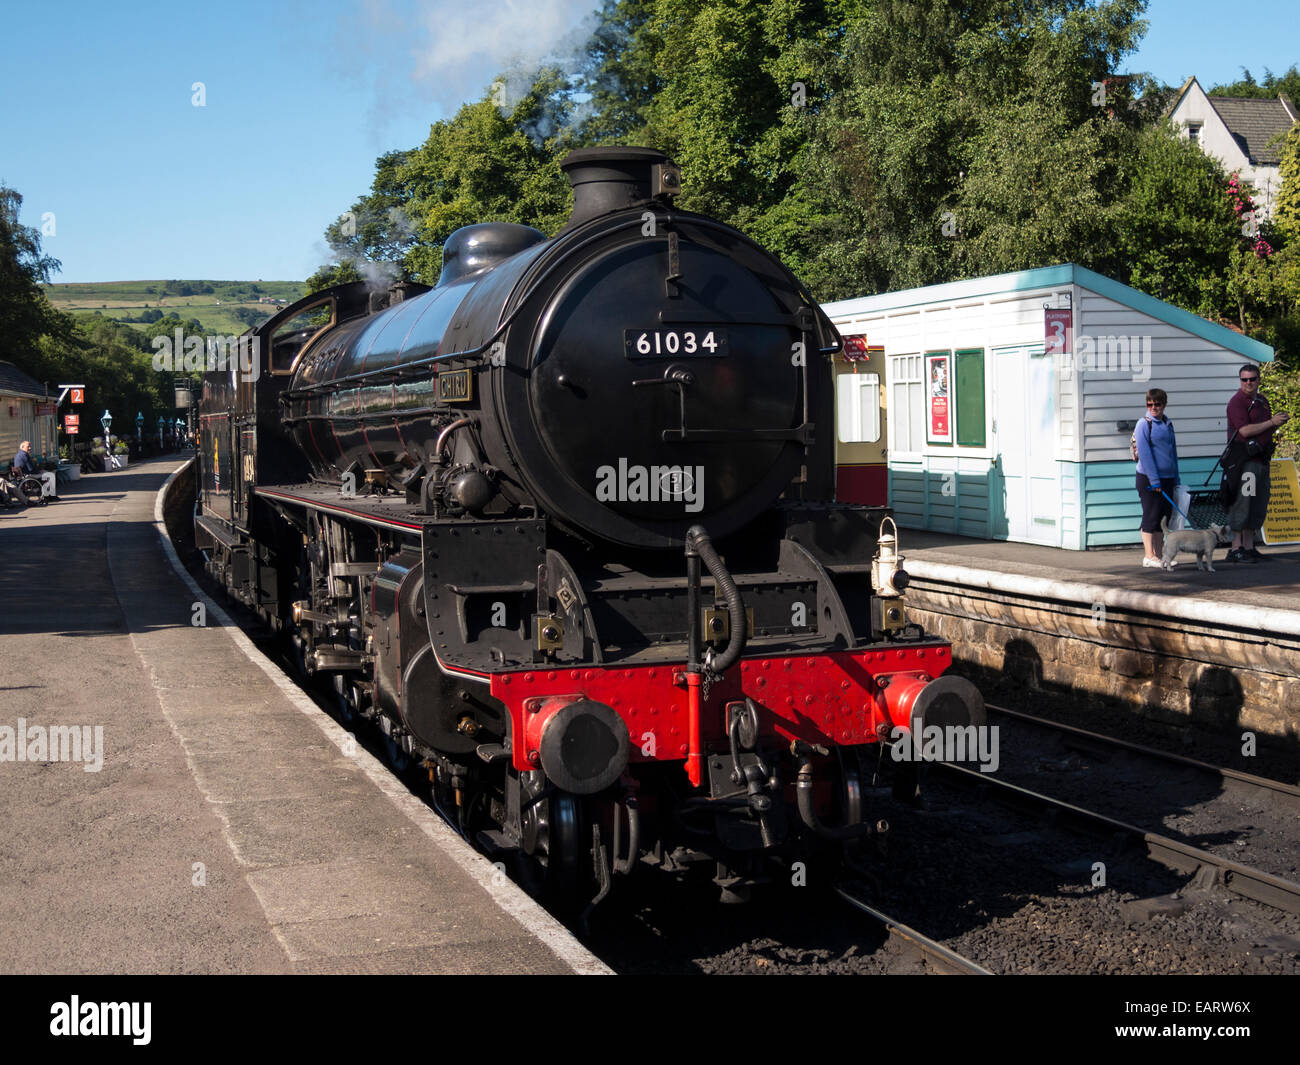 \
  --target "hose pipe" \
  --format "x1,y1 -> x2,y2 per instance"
685,525 -> 746,673
794,753 -> 879,841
